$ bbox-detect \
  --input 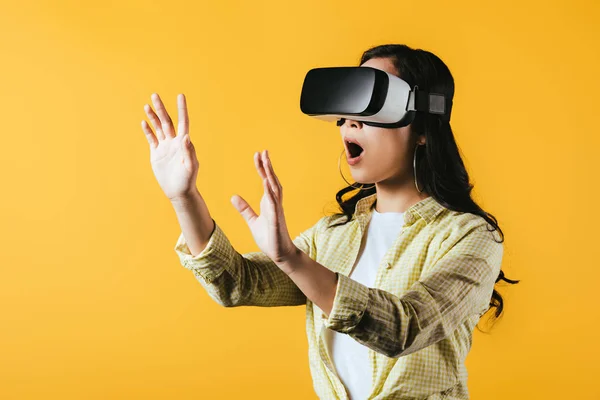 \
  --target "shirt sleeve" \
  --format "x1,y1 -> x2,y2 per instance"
174,217 -> 323,307
321,222 -> 504,358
